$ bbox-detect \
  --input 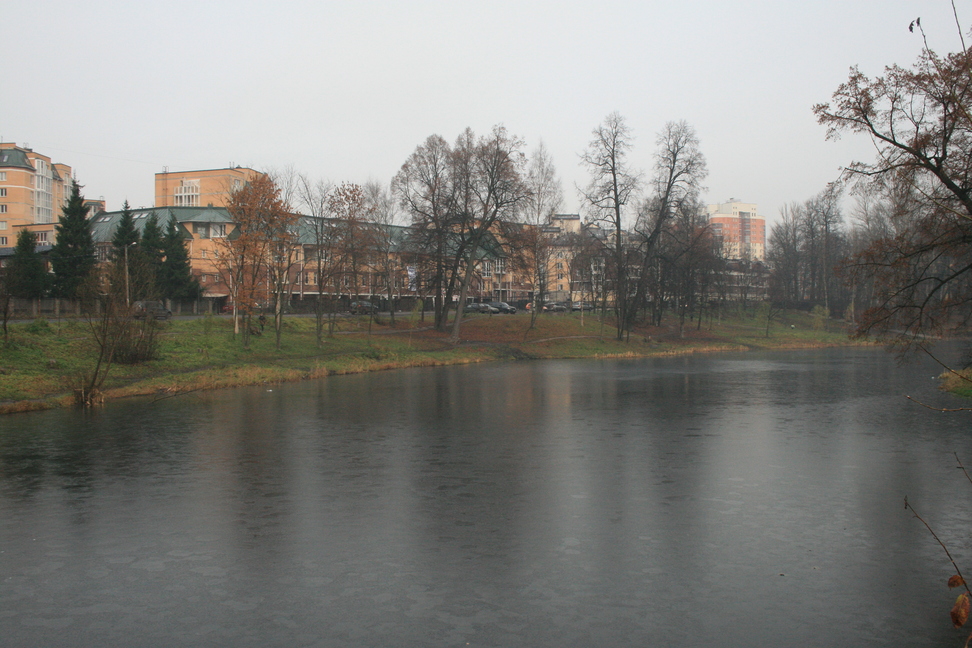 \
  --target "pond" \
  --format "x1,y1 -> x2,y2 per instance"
2,346 -> 970,647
